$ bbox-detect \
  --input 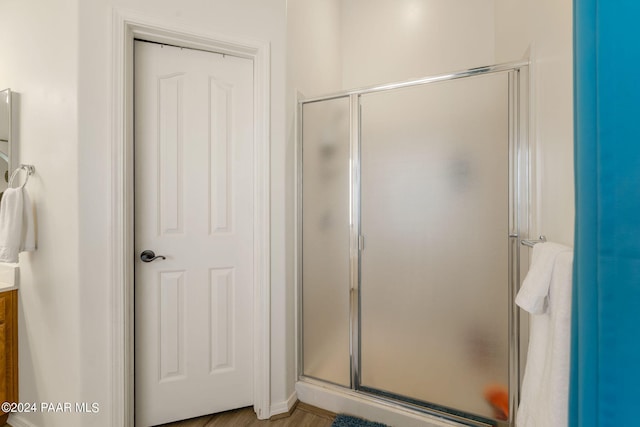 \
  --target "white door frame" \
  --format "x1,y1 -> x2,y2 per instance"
111,10 -> 271,426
